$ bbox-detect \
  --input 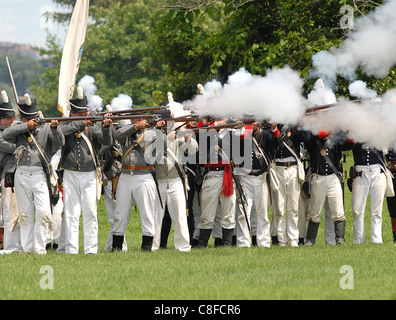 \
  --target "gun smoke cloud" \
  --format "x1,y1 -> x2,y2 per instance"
311,0 -> 396,88
185,66 -> 307,126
